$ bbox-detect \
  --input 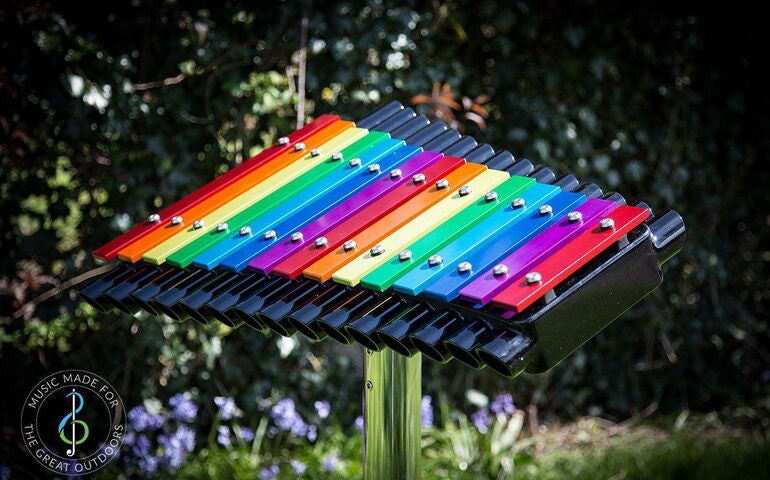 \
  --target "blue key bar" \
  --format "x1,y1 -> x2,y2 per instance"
219,144 -> 423,272
192,138 -> 405,270
420,191 -> 587,301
